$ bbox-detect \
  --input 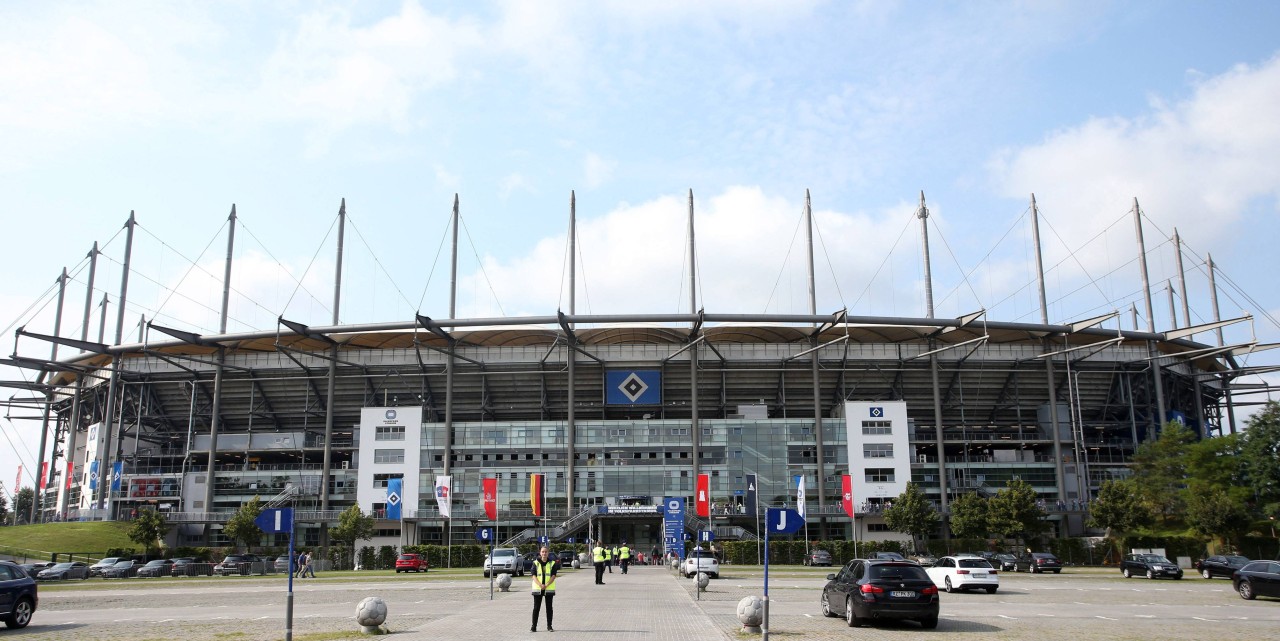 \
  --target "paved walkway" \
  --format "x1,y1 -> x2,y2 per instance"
391,564 -> 732,641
